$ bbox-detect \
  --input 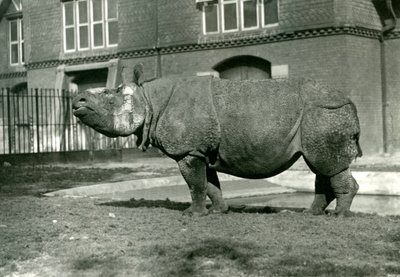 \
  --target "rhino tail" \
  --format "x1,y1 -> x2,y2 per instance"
349,101 -> 362,159
354,133 -> 363,158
